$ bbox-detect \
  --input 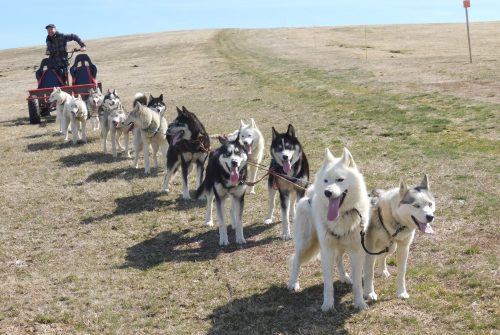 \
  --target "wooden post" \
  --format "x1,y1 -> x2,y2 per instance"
464,0 -> 472,63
